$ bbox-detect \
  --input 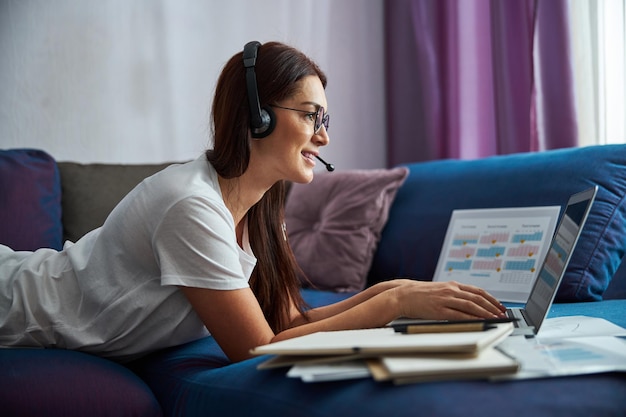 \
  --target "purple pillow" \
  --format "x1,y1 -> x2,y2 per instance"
0,149 -> 63,251
285,168 -> 409,292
